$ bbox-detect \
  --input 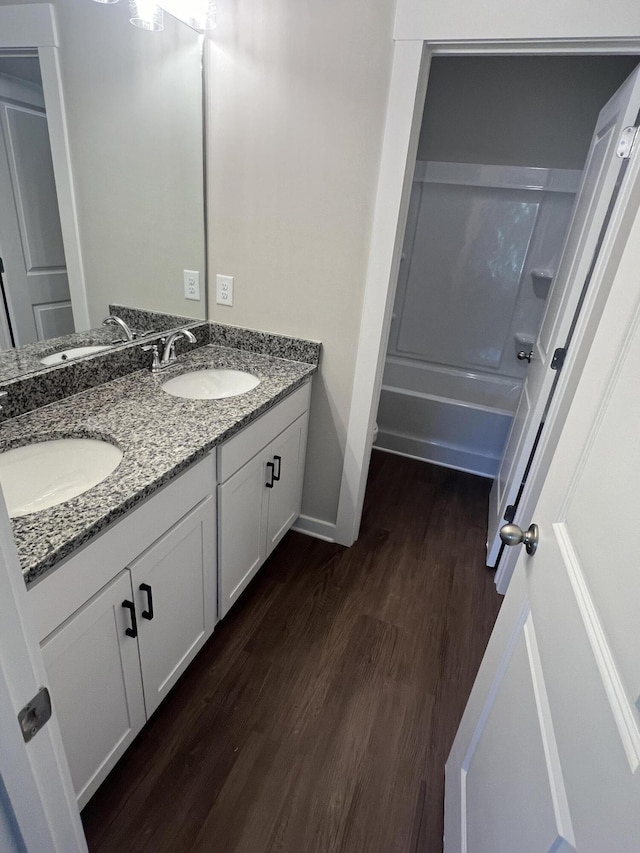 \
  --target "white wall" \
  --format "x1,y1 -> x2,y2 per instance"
418,56 -> 638,169
205,0 -> 396,525
395,0 -> 640,41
